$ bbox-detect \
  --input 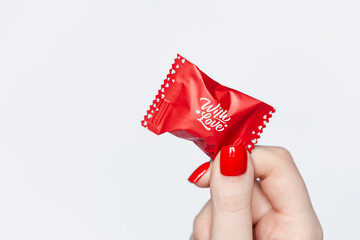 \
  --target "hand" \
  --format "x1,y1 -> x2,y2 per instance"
188,146 -> 323,240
